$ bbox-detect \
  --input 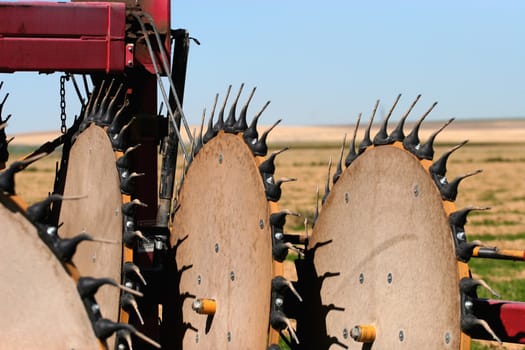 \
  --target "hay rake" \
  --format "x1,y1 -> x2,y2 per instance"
1,1 -> 524,349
